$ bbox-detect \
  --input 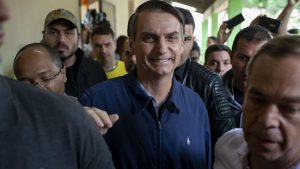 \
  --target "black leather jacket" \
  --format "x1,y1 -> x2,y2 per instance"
222,69 -> 243,126
174,59 -> 240,145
